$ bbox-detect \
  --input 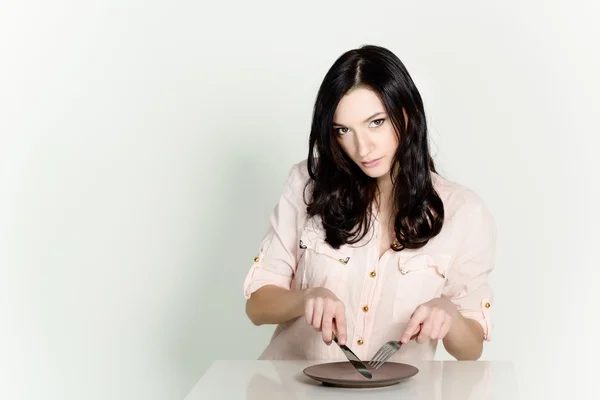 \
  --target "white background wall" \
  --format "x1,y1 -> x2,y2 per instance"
1,1 -> 598,399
